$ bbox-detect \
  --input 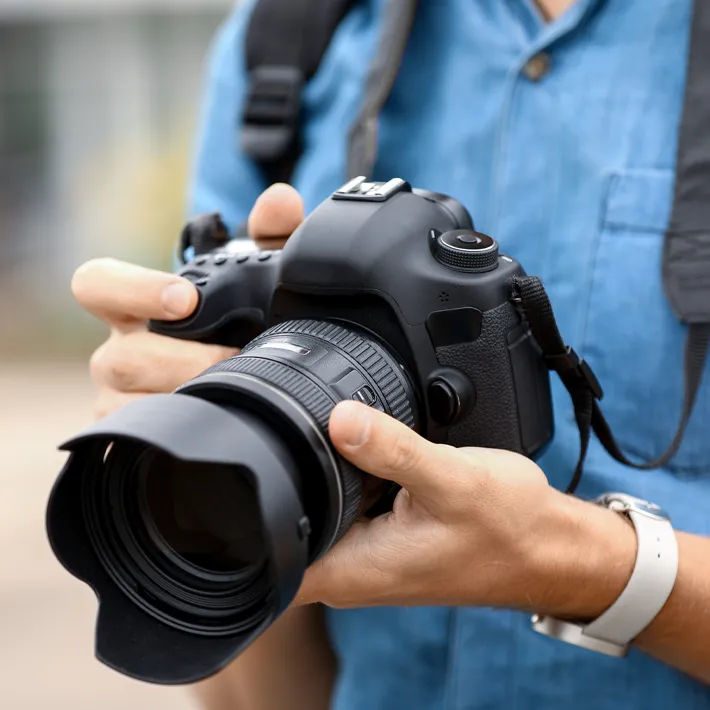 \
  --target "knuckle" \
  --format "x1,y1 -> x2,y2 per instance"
91,338 -> 139,391
385,428 -> 421,474
88,342 -> 110,383
195,345 -> 237,376
214,346 -> 239,365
